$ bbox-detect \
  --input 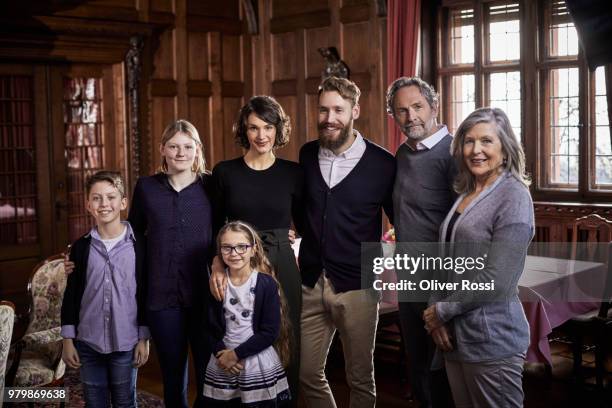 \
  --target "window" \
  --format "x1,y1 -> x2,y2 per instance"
63,77 -> 105,241
437,0 -> 612,199
0,76 -> 38,245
